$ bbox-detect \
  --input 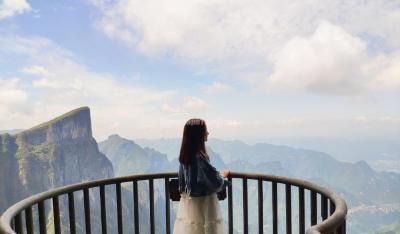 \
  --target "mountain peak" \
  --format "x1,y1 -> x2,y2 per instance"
18,107 -> 92,144
108,134 -> 122,140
